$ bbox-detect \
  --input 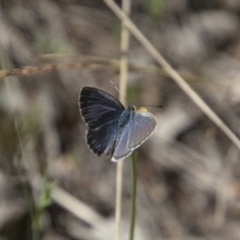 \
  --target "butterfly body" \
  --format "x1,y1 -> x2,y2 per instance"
118,106 -> 134,128
79,87 -> 157,162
